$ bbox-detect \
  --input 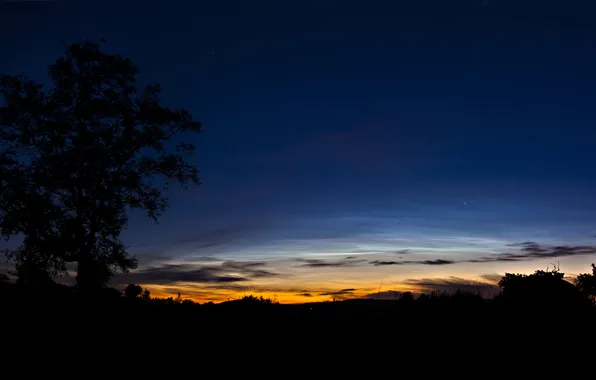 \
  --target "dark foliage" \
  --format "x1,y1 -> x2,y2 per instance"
0,41 -> 201,297
124,283 -> 143,299
575,263 -> 596,304
496,267 -> 587,310
1,265 -> 594,327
